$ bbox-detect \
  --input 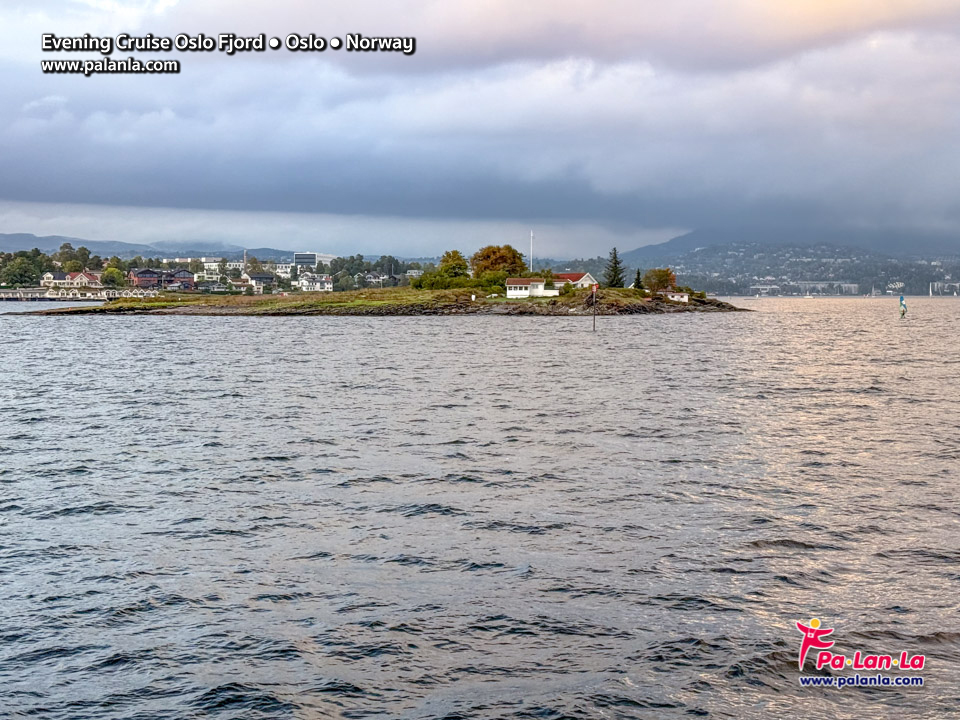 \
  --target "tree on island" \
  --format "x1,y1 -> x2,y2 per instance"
470,244 -> 526,276
642,267 -> 677,293
603,247 -> 625,288
633,268 -> 643,291
411,250 -> 477,290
